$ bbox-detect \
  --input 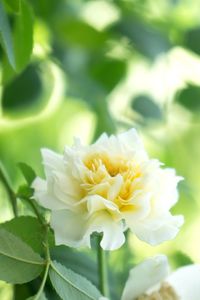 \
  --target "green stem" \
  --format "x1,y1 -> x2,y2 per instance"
0,165 -> 18,217
19,195 -> 45,226
34,225 -> 50,300
97,235 -> 109,297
